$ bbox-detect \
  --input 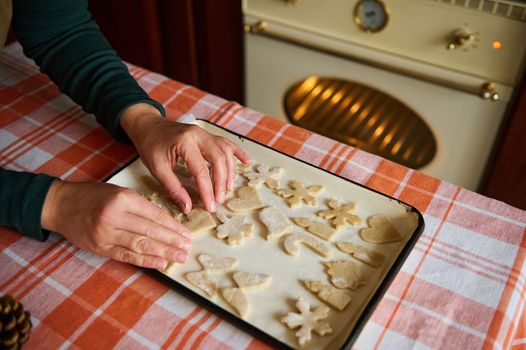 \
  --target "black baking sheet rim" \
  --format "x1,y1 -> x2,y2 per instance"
105,118 -> 426,350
